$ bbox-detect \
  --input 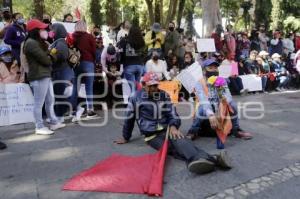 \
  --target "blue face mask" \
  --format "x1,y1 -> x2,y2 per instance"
16,18 -> 25,25
1,56 -> 13,63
